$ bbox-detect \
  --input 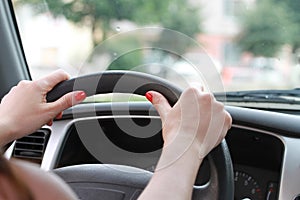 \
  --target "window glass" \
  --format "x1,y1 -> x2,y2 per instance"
12,0 -> 300,92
